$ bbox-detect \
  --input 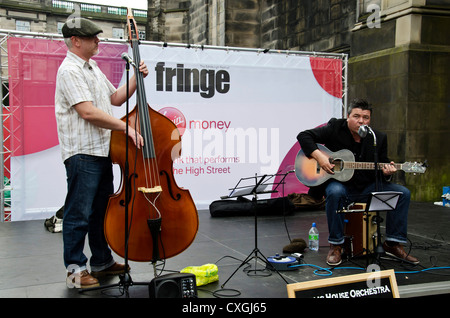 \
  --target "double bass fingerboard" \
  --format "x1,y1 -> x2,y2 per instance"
128,20 -> 155,160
